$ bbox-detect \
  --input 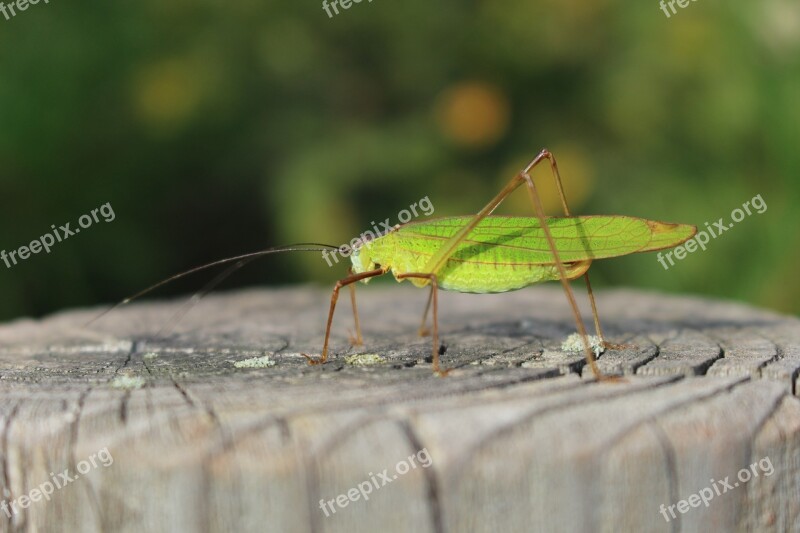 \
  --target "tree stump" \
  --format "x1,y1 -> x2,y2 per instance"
0,285 -> 798,532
